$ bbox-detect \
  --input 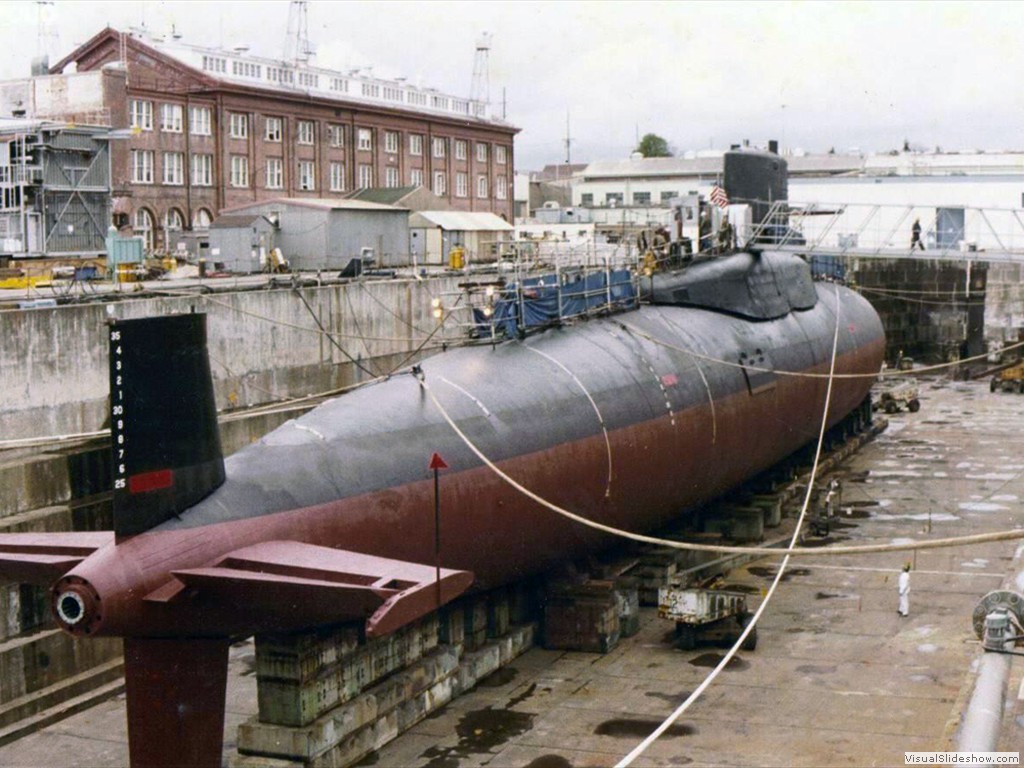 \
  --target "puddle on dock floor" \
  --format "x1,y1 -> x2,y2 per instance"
594,718 -> 697,738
